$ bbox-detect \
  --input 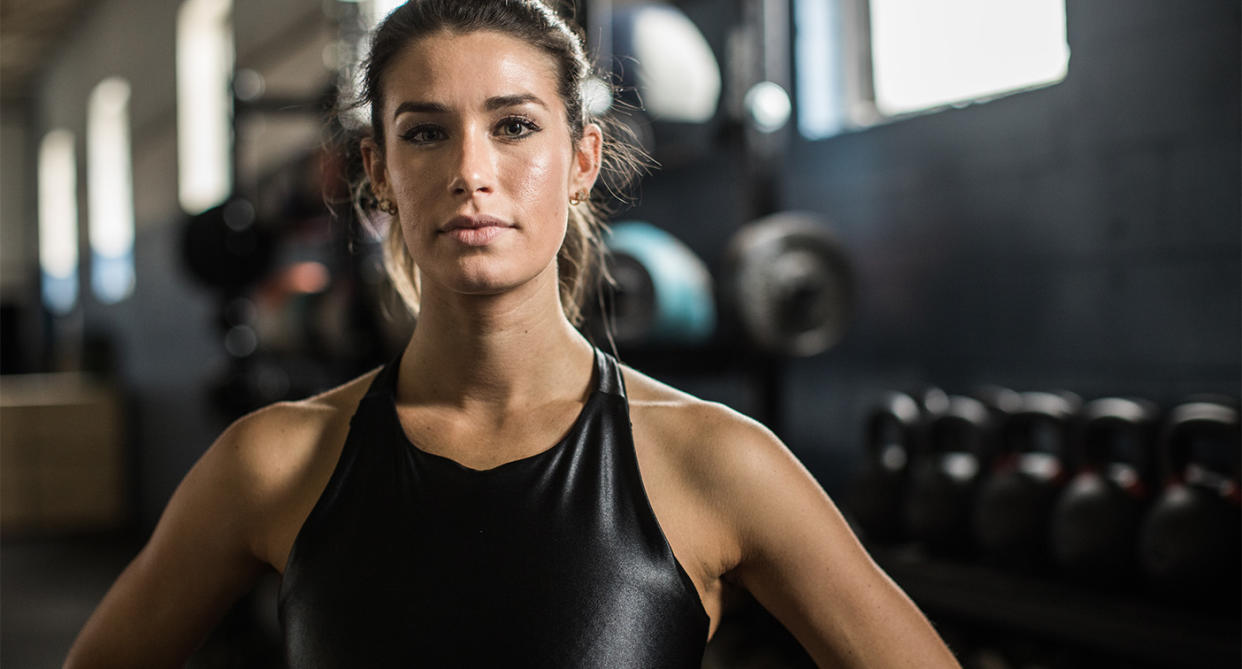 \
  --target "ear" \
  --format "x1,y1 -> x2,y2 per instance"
361,136 -> 390,199
569,123 -> 603,196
